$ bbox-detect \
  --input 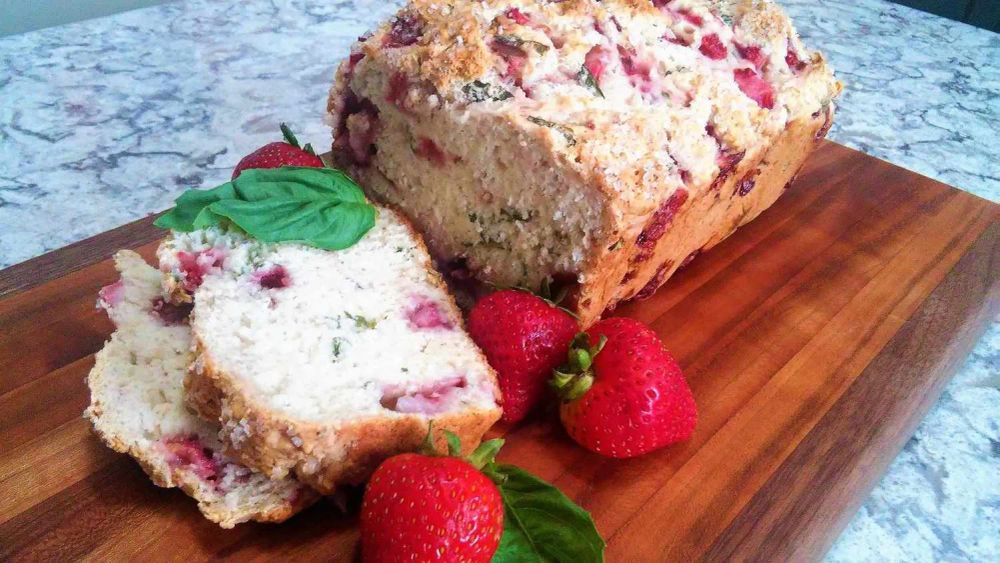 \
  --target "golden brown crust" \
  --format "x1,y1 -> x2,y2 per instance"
190,343 -> 500,495
595,104 -> 836,316
184,360 -> 224,421
364,1 -> 492,91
